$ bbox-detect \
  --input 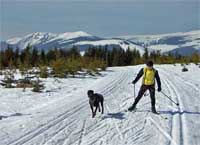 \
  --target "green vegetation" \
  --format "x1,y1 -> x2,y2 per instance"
0,45 -> 199,78
0,45 -> 199,92
32,78 -> 45,92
